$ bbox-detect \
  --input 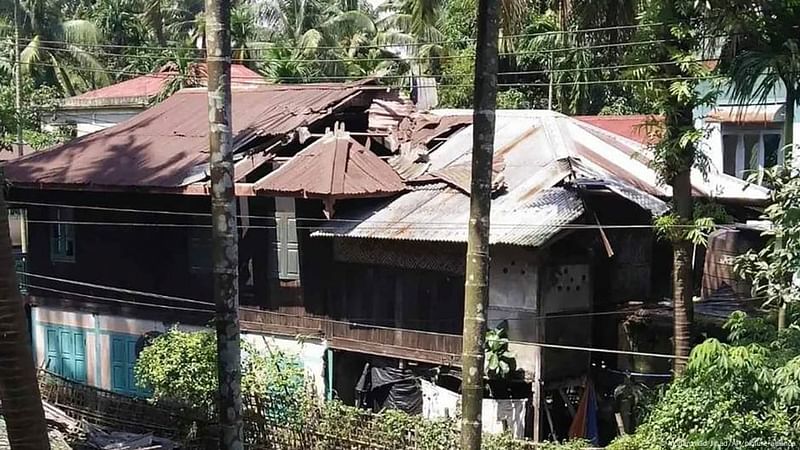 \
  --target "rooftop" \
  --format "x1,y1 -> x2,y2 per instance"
61,64 -> 263,109
314,110 -> 769,246
5,82 -> 376,190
